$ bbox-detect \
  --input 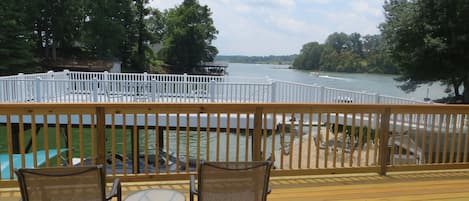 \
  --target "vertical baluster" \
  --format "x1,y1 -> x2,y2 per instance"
55,114 -> 61,166
43,114 -> 50,167
176,113 -> 180,172
79,113 -> 84,165
185,113 -> 190,171
236,113 -> 241,162
406,113 -> 413,164
144,113 -> 149,174
457,114 -> 466,162
298,113 -> 304,168
226,113 -> 231,162
289,113 -> 295,169
349,113 -> 356,167
316,113 -> 322,168
245,113 -> 249,161
196,113 -> 201,171
202,113 -> 208,161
